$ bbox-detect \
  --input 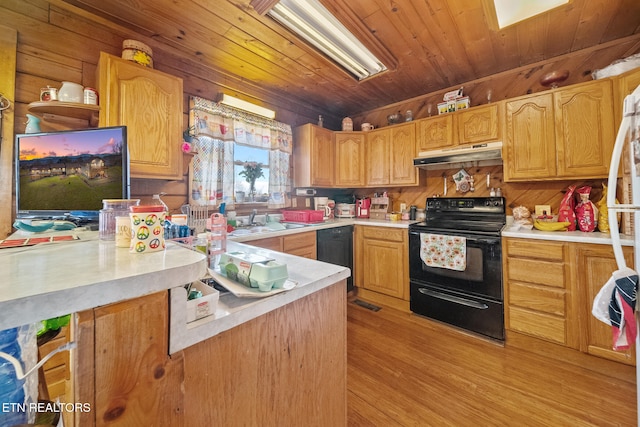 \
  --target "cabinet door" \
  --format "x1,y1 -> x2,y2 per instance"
365,128 -> 390,186
361,239 -> 406,299
389,122 -> 417,185
98,53 -> 183,180
573,244 -> 635,365
456,103 -> 500,145
92,292 -> 184,424
416,115 -> 454,151
334,132 -> 365,187
311,127 -> 334,187
504,94 -> 556,181
554,80 -> 615,178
